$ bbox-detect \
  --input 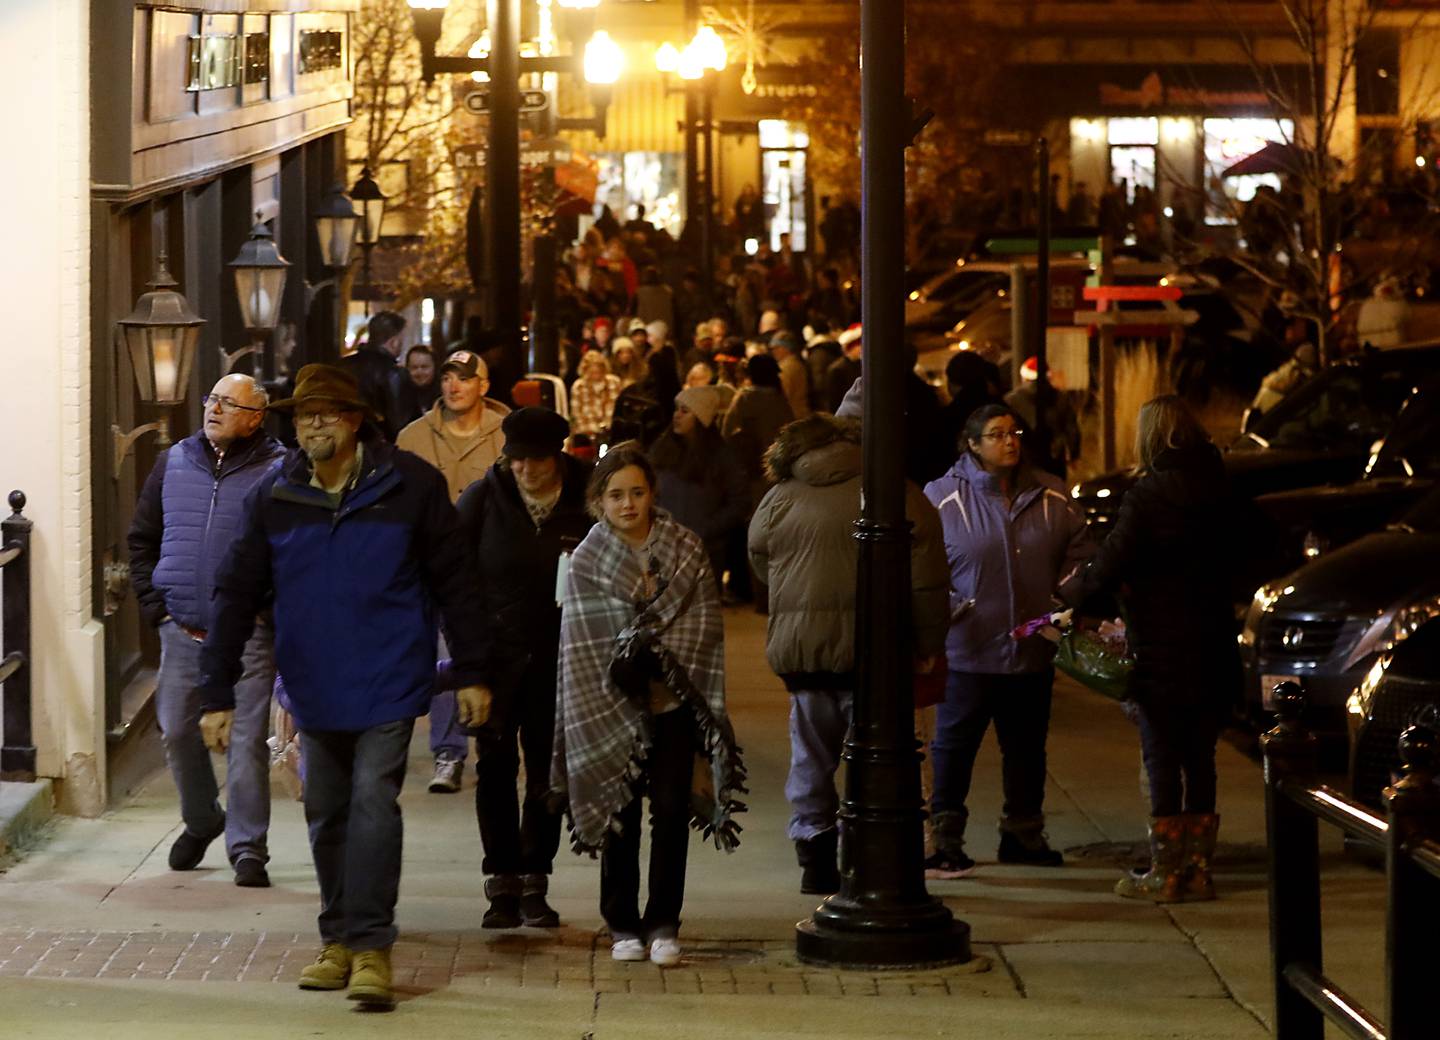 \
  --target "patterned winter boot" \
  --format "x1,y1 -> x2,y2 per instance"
1179,813 -> 1219,902
1114,816 -> 1187,902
